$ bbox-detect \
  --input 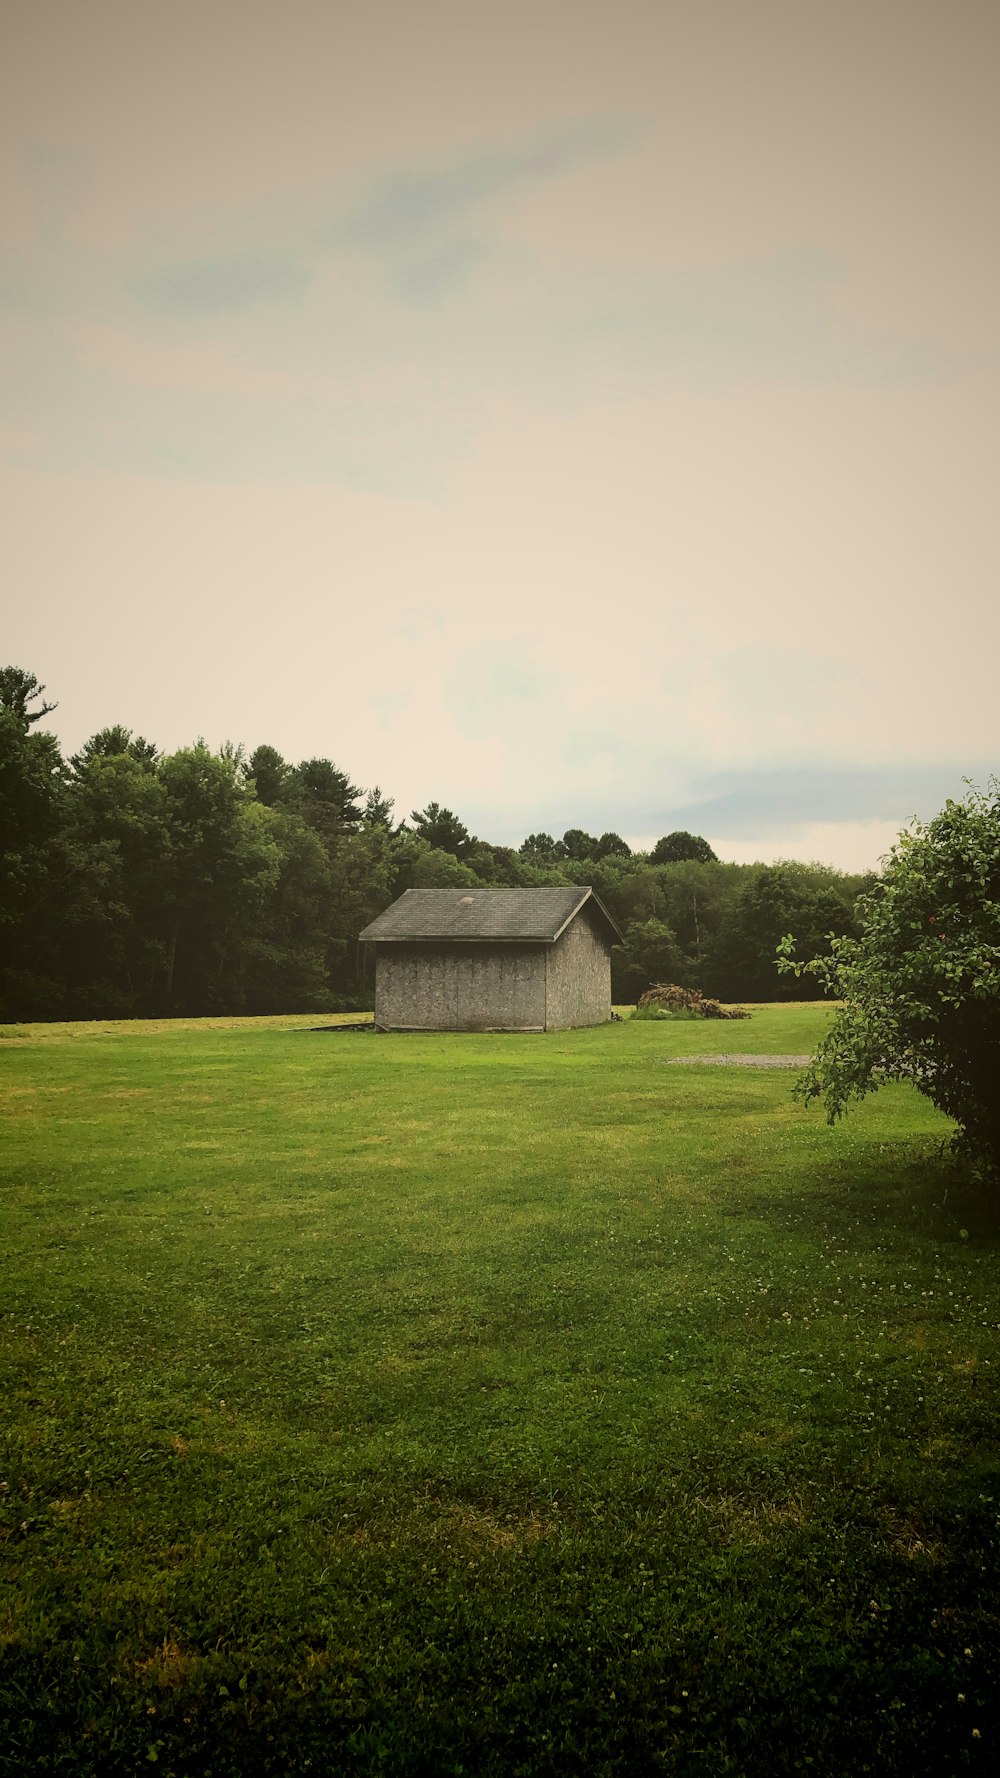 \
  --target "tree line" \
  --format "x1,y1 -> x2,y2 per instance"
0,667 -> 872,1020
